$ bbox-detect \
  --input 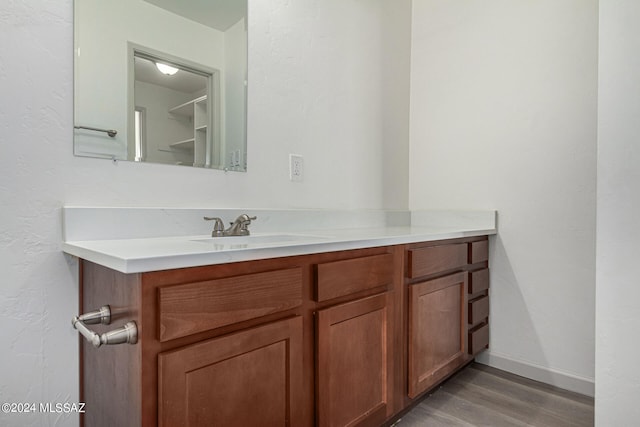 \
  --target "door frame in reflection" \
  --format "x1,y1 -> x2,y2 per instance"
127,43 -> 221,168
